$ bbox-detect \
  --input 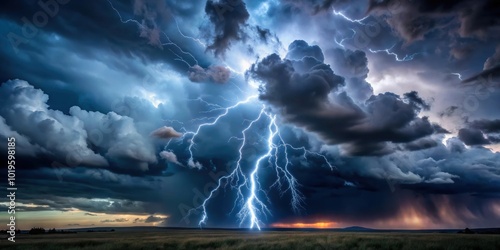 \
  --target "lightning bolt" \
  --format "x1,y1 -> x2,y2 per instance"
108,0 -> 339,230
183,95 -> 258,169
451,72 -> 463,80
368,44 -> 421,62
335,29 -> 356,49
178,99 -> 336,229
332,9 -> 369,24
330,9 -> 422,63
174,18 -> 207,48
107,0 -> 199,67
